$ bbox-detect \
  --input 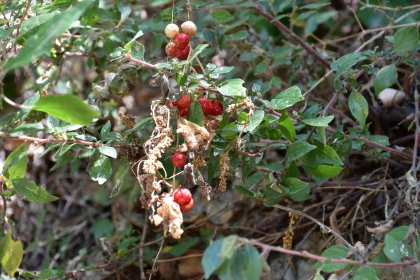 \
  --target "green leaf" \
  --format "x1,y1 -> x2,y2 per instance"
89,155 -> 112,185
330,52 -> 367,80
254,61 -> 267,75
130,42 -> 145,61
202,238 -> 225,278
384,226 -> 414,262
313,245 -> 350,272
285,141 -> 316,165
5,1 -> 94,71
3,143 -> 27,188
245,110 -> 264,133
393,25 -> 419,54
374,64 -> 398,94
233,185 -> 256,198
279,114 -> 296,142
315,145 -> 344,166
93,218 -> 115,239
12,178 -> 58,203
302,116 -> 334,127
0,231 -> 23,277
354,267 -> 378,280
33,95 -> 100,125
281,177 -> 309,194
187,100 -> 204,126
300,3 -> 330,9
230,30 -> 248,41
285,161 -> 300,178
124,30 -> 143,51
187,44 -> 209,63
218,79 -> 247,97
100,121 -> 111,140
271,86 -> 304,110
221,235 -> 238,260
348,91 -> 368,127
303,165 -> 343,179
211,10 -> 234,23
167,237 -> 200,257
98,146 -> 117,159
